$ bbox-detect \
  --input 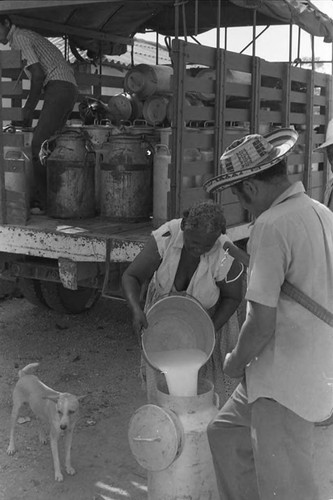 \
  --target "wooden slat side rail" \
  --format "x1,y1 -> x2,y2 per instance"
0,60 -> 5,223
184,43 -> 217,66
75,72 -> 125,89
1,81 -> 23,97
224,50 -> 252,73
0,50 -> 22,69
